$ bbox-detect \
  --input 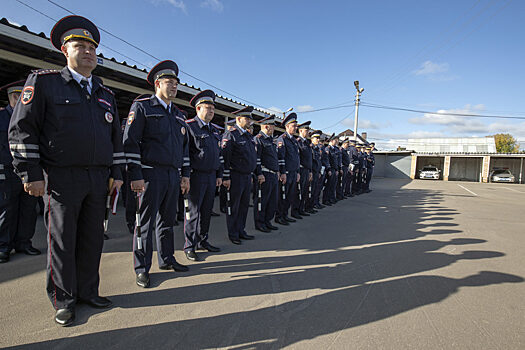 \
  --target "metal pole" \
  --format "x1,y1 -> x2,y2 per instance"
353,89 -> 360,142
520,157 -> 523,184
